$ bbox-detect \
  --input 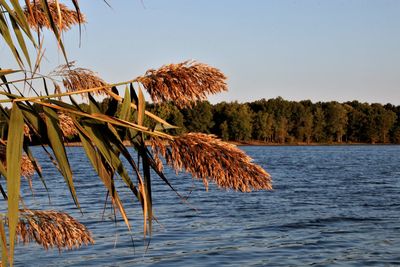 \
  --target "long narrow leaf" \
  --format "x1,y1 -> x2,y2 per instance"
0,69 -> 21,77
6,102 -> 24,266
77,127 -> 131,231
39,0 -> 68,63
119,86 -> 131,121
42,106 -> 80,208
0,12 -> 23,68
137,86 -> 145,126
8,0 -> 35,42
9,14 -> 31,69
